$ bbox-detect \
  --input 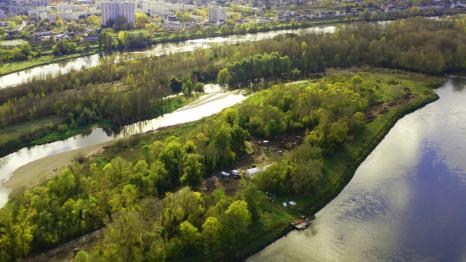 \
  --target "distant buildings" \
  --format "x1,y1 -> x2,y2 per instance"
0,9 -> 6,19
208,6 -> 226,24
140,1 -> 195,17
101,1 -> 135,25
